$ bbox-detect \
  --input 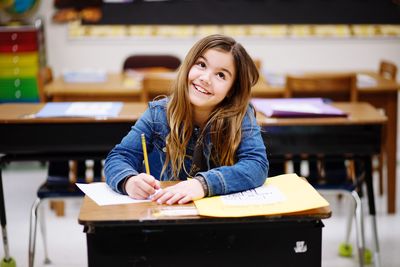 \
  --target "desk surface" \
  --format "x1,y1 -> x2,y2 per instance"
0,102 -> 147,124
0,102 -> 385,126
44,71 -> 399,102
257,102 -> 386,126
78,182 -> 331,227
44,73 -> 143,102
